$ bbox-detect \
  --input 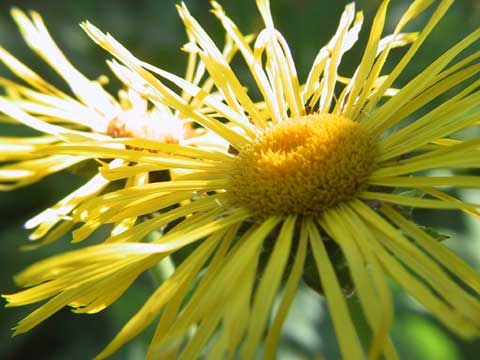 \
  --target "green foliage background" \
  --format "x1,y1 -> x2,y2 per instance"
0,0 -> 478,359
